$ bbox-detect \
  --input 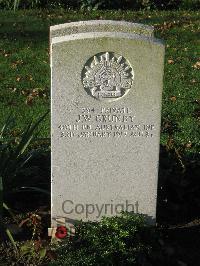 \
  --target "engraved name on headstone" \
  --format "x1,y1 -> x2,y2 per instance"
51,21 -> 165,226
